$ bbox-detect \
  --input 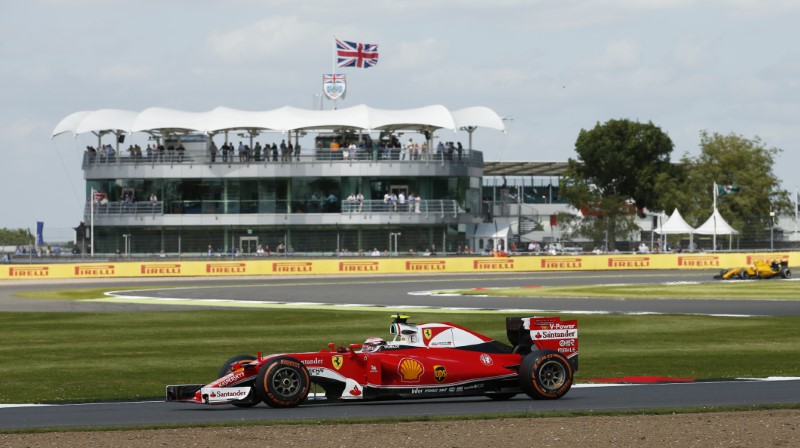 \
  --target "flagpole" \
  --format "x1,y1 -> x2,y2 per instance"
90,188 -> 95,258
795,186 -> 798,235
332,37 -> 337,110
712,182 -> 717,252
